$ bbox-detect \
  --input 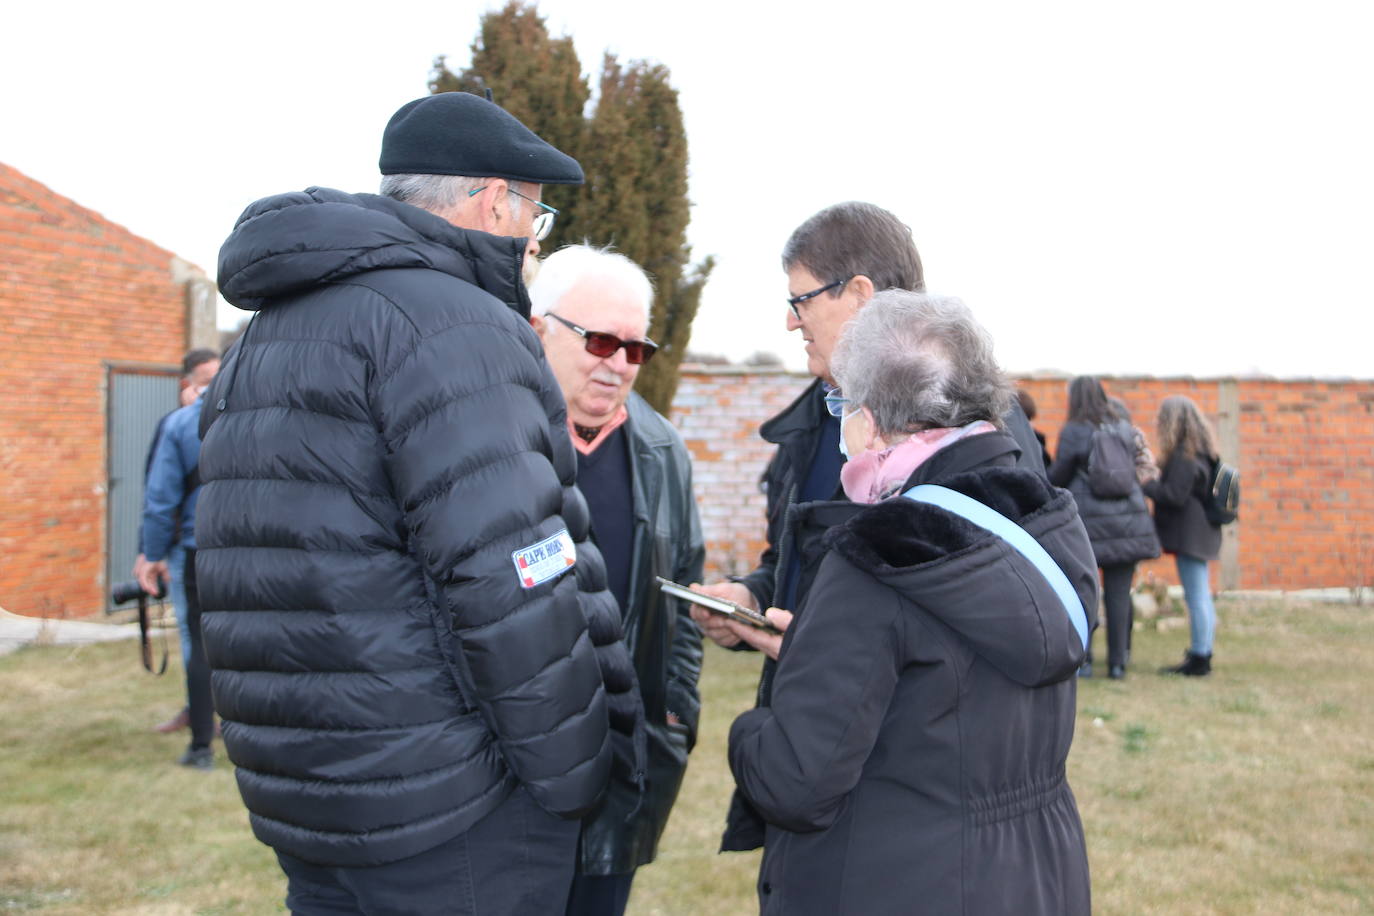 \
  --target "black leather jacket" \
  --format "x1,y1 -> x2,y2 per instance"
578,393 -> 705,875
